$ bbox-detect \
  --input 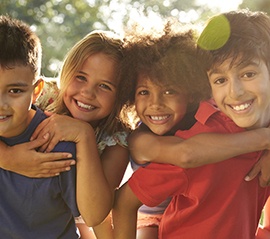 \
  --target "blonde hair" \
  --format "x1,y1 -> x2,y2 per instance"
49,30 -> 127,135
